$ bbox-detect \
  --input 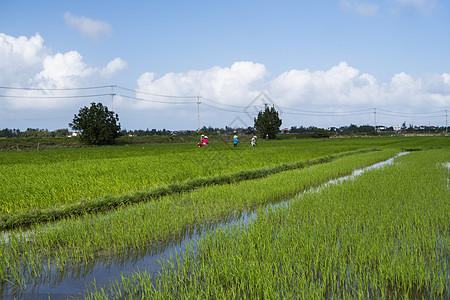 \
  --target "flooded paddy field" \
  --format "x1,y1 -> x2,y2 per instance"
0,137 -> 448,299
85,149 -> 447,299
